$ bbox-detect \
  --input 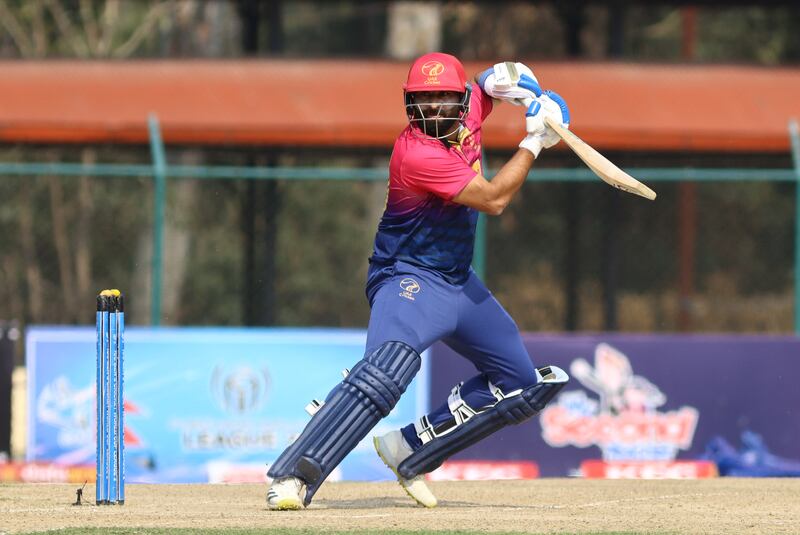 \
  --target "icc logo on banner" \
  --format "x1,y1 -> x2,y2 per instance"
210,365 -> 272,415
540,343 -> 699,461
